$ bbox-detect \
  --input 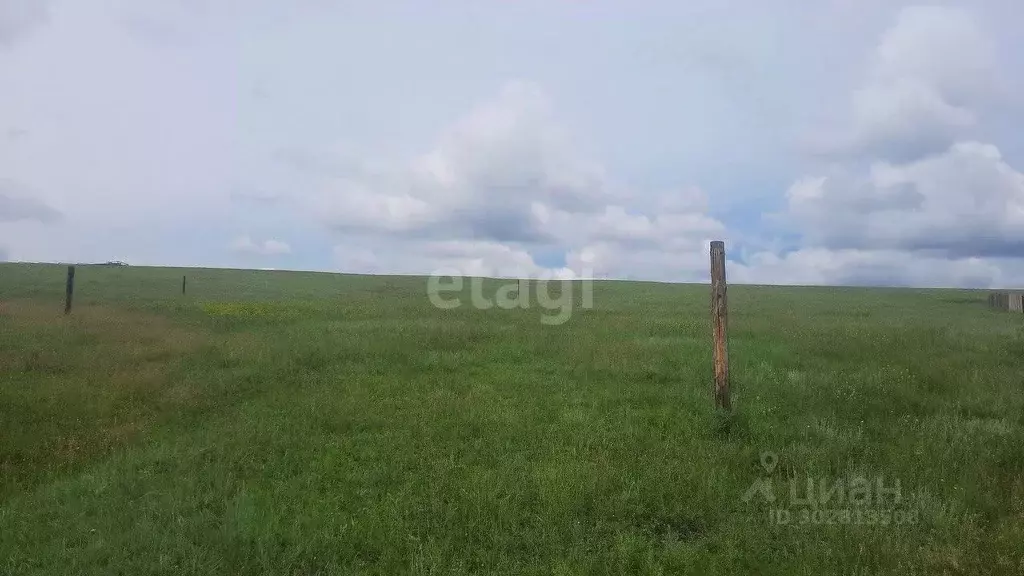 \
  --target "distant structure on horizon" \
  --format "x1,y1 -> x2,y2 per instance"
989,292 -> 1023,313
